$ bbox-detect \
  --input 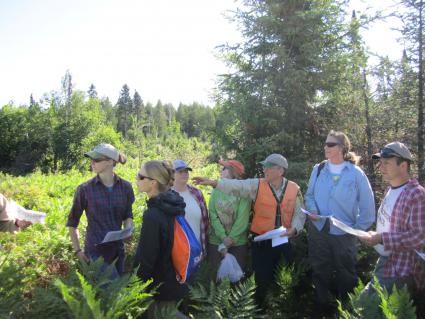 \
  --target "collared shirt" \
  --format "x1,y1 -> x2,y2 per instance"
305,161 -> 375,235
186,185 -> 209,255
66,174 -> 135,254
216,177 -> 305,233
381,179 -> 425,289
